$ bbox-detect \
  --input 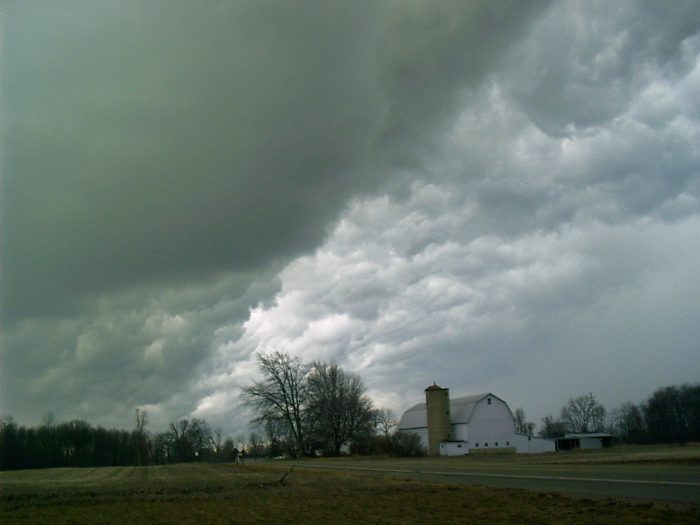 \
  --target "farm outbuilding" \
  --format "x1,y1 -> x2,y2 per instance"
397,384 -> 555,455
554,433 -> 614,451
